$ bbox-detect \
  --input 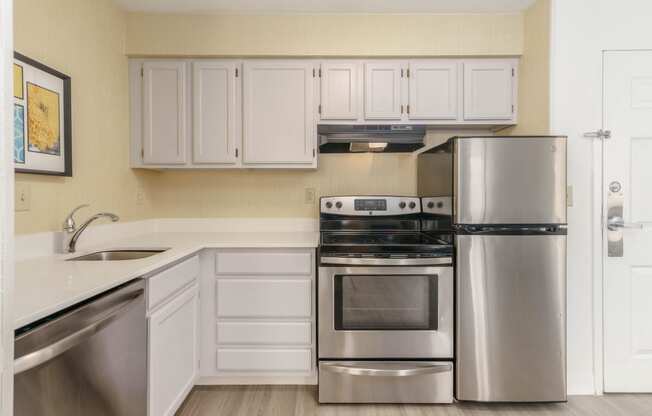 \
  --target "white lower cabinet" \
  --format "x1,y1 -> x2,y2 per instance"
147,257 -> 200,416
199,248 -> 317,384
